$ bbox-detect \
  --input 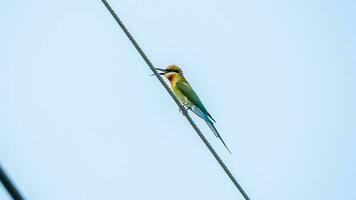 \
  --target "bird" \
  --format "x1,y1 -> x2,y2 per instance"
154,65 -> 231,153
